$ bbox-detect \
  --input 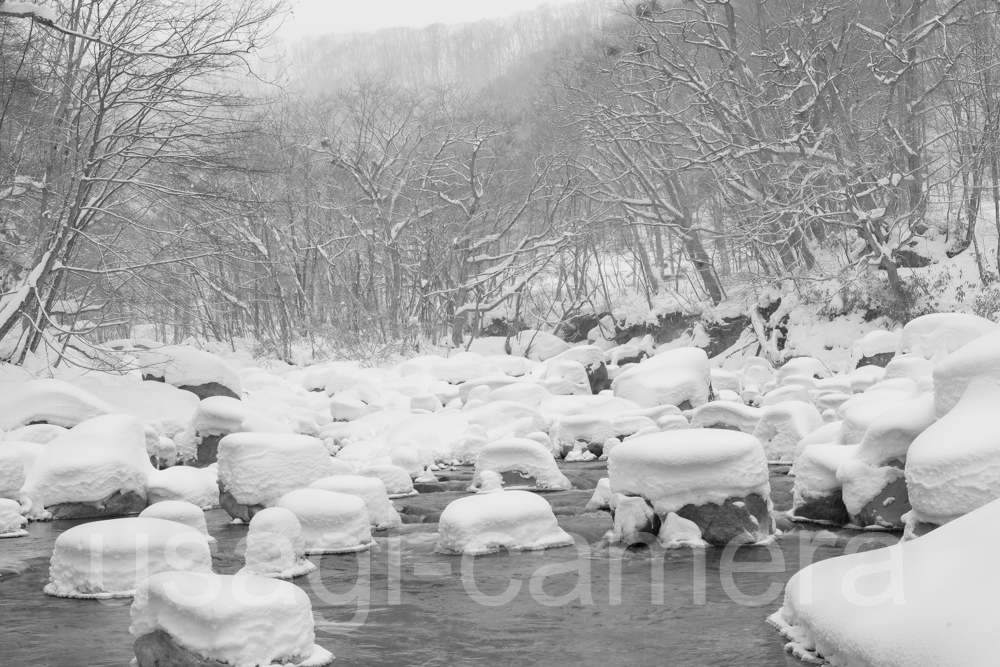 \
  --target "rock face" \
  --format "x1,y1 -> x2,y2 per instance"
500,470 -> 539,488
674,494 -> 771,545
134,630 -> 231,667
790,490 -> 850,526
856,352 -> 894,369
47,490 -> 147,520
218,480 -> 264,523
195,434 -> 222,468
851,472 -> 910,530
586,361 -> 609,394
